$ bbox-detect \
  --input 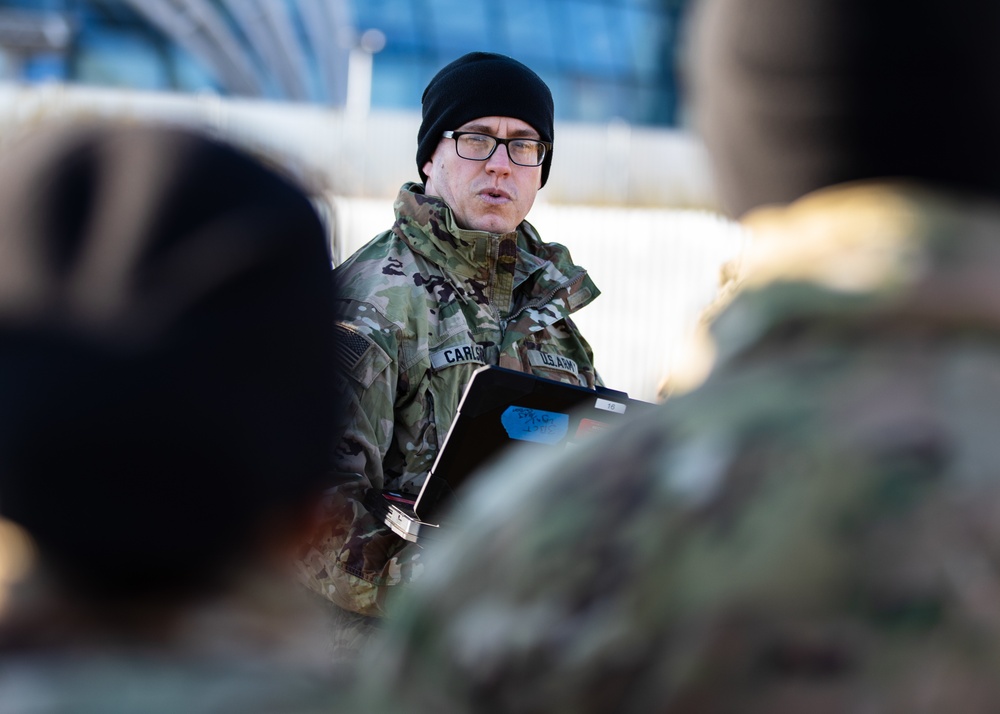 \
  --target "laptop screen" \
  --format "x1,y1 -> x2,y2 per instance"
413,365 -> 654,522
